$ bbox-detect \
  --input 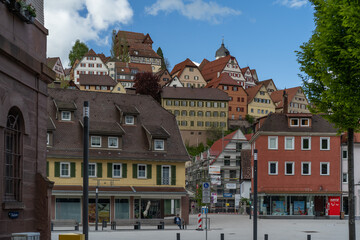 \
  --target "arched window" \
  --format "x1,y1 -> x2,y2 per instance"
4,107 -> 23,202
